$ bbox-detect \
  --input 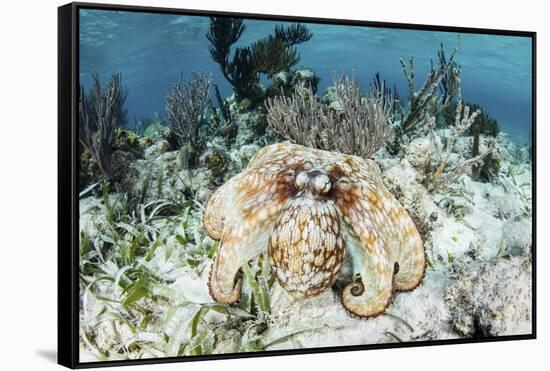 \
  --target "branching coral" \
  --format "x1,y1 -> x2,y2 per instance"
424,100 -> 499,191
265,74 -> 392,158
442,101 -> 500,137
467,103 -> 500,137
251,35 -> 300,78
371,72 -> 399,116
207,84 -> 236,139
79,71 -> 128,180
206,17 -> 246,81
436,42 -> 462,106
274,23 -> 313,47
206,18 -> 313,102
397,42 -> 461,134
165,73 -> 212,149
